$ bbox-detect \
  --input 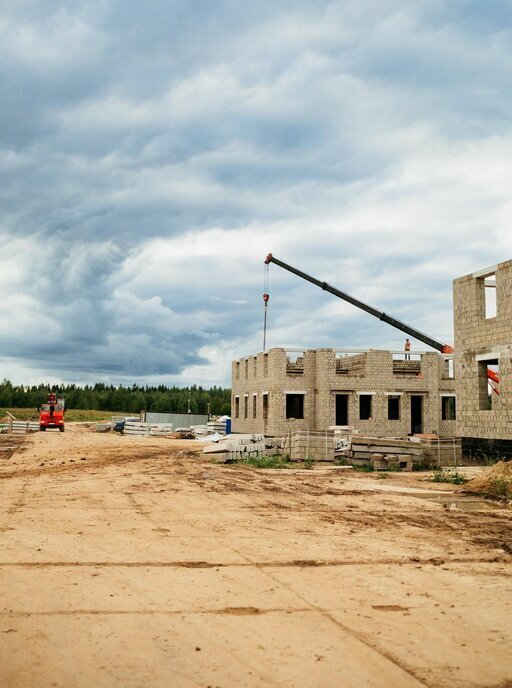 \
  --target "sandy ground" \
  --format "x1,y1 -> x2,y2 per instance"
0,425 -> 511,688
